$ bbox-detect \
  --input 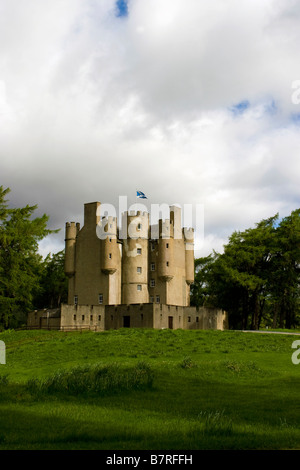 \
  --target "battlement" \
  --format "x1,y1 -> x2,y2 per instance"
122,210 -> 149,218
183,227 -> 194,241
